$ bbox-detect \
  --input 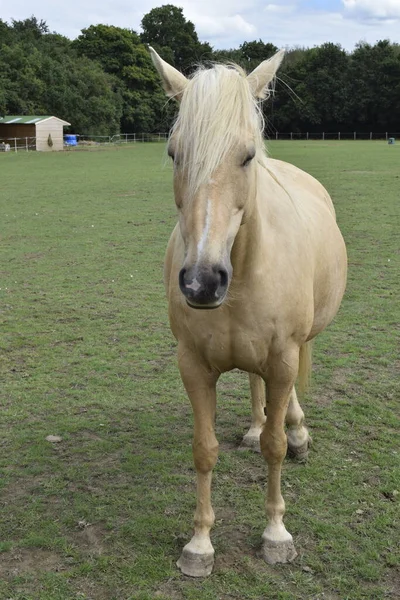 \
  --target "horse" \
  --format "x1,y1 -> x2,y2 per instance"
149,47 -> 347,577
